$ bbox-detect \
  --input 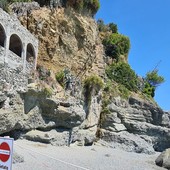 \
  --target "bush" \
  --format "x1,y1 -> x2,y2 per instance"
143,82 -> 155,98
145,69 -> 165,88
108,23 -> 118,33
84,75 -> 104,95
0,0 -> 33,11
118,84 -> 130,99
66,0 -> 100,16
56,70 -> 65,87
84,75 -> 103,103
83,75 -> 104,116
97,19 -> 118,33
103,33 -> 130,62
97,19 -> 106,32
106,62 -> 138,92
0,0 -> 8,11
142,69 -> 164,98
42,87 -> 53,98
